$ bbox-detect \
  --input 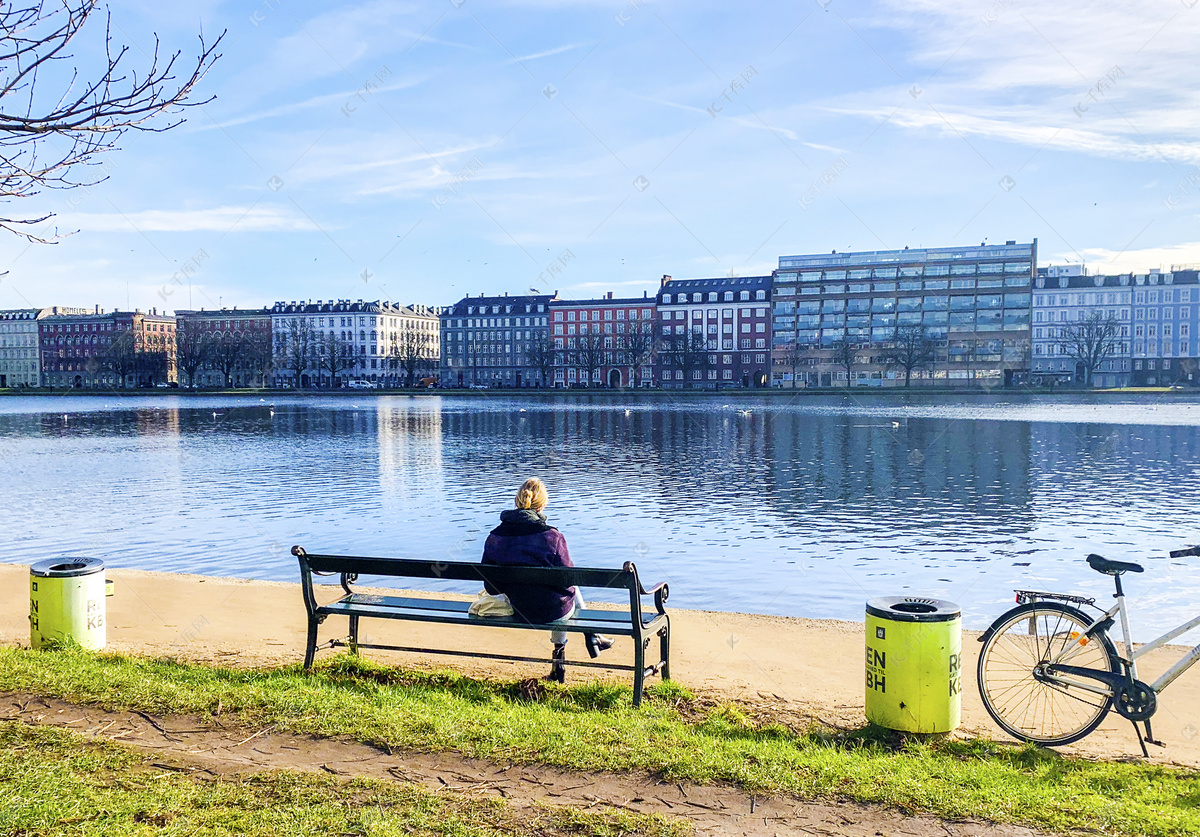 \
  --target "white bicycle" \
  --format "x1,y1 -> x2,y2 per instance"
977,548 -> 1200,755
